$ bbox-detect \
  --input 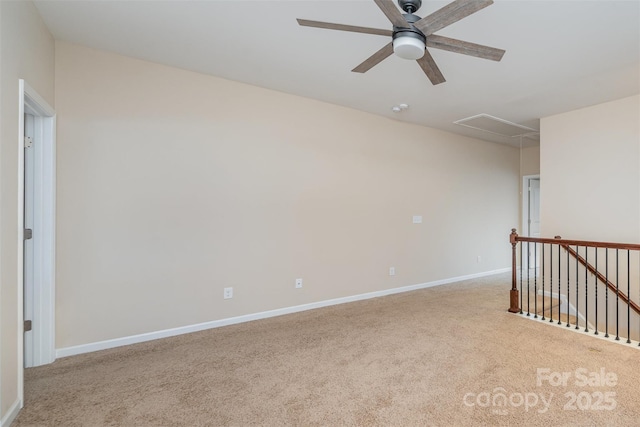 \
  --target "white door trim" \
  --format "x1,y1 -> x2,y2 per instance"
18,80 -> 56,405
521,174 -> 540,271
522,174 -> 540,237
